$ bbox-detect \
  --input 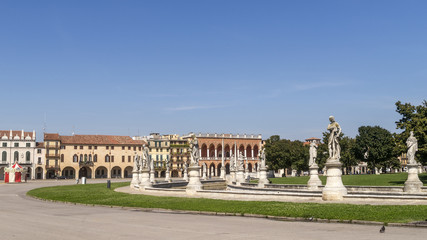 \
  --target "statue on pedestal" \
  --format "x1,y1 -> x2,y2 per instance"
327,116 -> 341,160
238,152 -> 244,170
407,131 -> 418,165
230,153 -> 236,171
189,136 -> 200,166
141,144 -> 150,169
259,147 -> 266,169
133,154 -> 140,171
